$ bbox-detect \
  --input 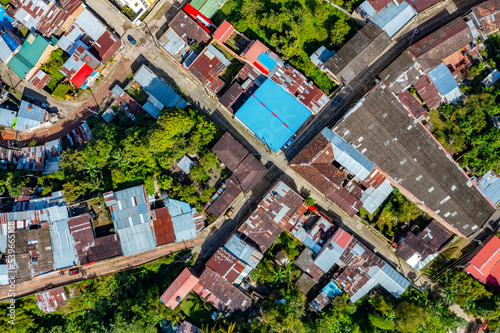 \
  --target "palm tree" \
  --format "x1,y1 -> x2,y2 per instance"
199,324 -> 218,333
219,322 -> 236,333
166,313 -> 185,328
